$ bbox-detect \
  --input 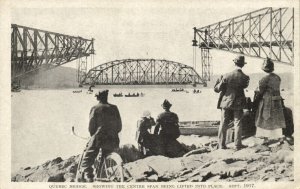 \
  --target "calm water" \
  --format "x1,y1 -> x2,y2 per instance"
11,87 -> 293,172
